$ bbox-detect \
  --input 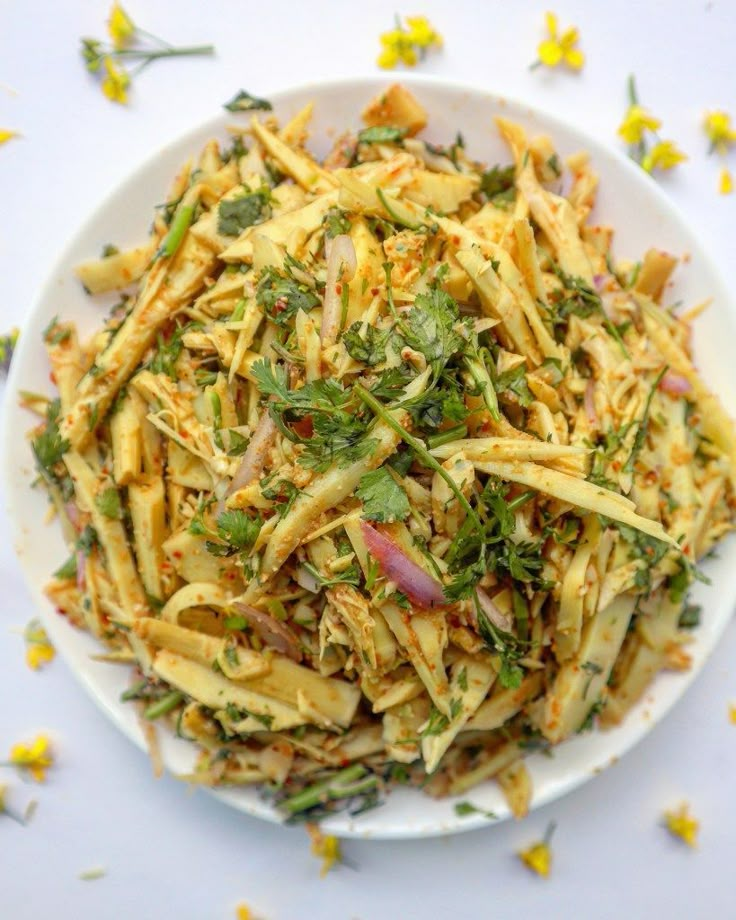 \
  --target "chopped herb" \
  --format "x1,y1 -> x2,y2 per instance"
342,321 -> 392,366
356,467 -> 410,523
31,399 -> 70,479
53,556 -> 78,580
480,164 -> 516,206
678,604 -> 701,629
223,90 -> 272,112
357,125 -> 408,145
94,487 -> 121,520
217,188 -> 270,236
224,615 -> 248,631
457,666 -> 468,692
495,363 -> 534,407
324,208 -> 352,239
454,801 -> 498,819
623,367 -> 667,473
421,706 -> 450,738
215,509 -> 262,551
227,429 -> 250,456
260,477 -> 302,519
256,266 -> 320,326
300,561 -> 362,589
